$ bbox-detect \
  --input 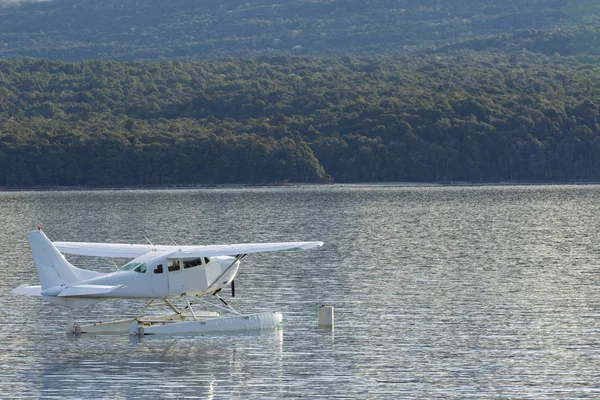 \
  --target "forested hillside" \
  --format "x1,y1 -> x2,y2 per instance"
0,0 -> 598,60
1,1 -> 600,186
2,54 -> 600,186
